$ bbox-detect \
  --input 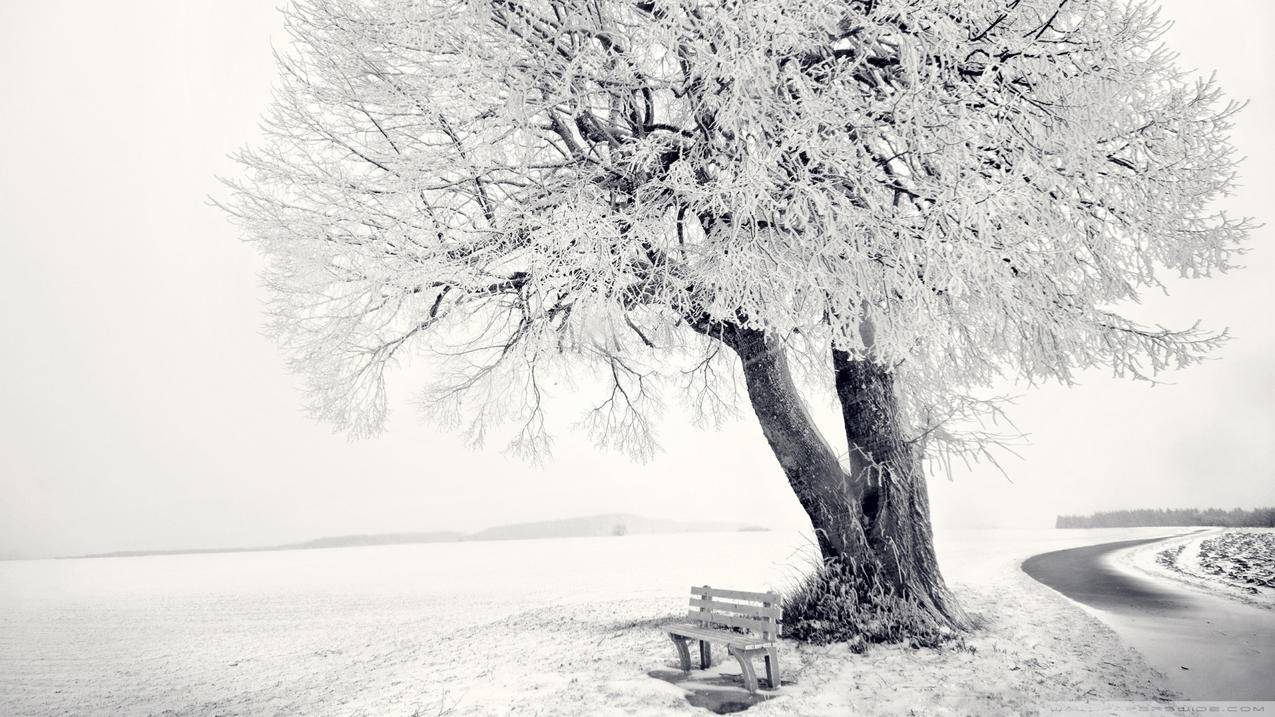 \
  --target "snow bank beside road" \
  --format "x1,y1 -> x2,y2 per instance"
1119,528 -> 1275,610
